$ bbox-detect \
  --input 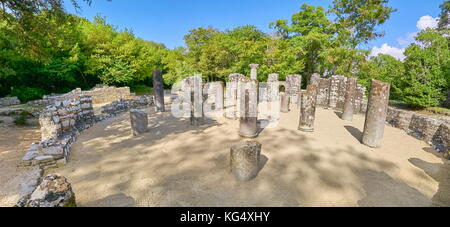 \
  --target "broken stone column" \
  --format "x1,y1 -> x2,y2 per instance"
362,79 -> 391,148
286,74 -> 301,104
16,174 -> 76,207
239,78 -> 259,138
280,92 -> 290,113
298,84 -> 319,132
341,77 -> 358,121
249,64 -> 259,80
153,70 -> 165,112
130,110 -> 148,135
230,141 -> 262,181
